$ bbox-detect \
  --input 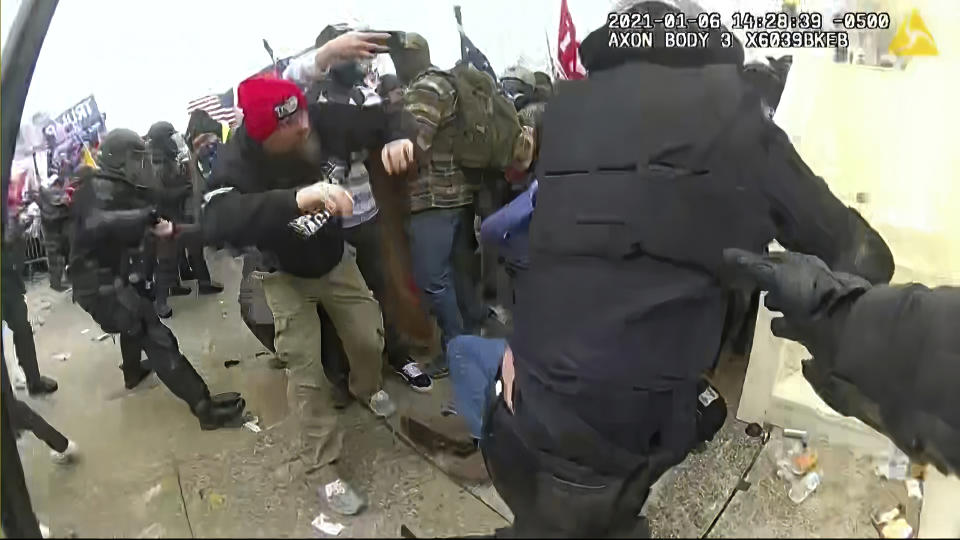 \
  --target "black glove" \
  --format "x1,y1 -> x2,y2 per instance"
722,249 -> 887,430
722,249 -> 871,361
